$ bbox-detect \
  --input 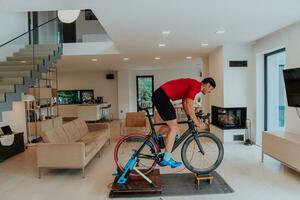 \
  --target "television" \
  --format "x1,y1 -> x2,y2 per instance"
58,90 -> 94,104
283,68 -> 300,107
